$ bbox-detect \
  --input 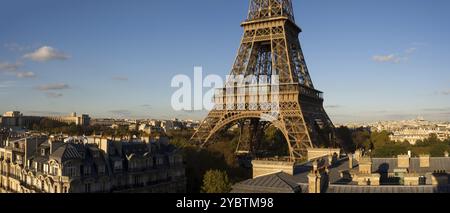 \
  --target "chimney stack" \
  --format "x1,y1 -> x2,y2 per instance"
348,154 -> 354,169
